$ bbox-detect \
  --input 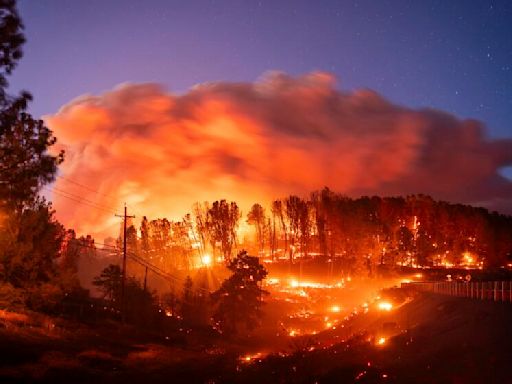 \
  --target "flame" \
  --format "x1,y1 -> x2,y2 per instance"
330,305 -> 341,313
377,302 -> 393,311
202,254 -> 212,266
